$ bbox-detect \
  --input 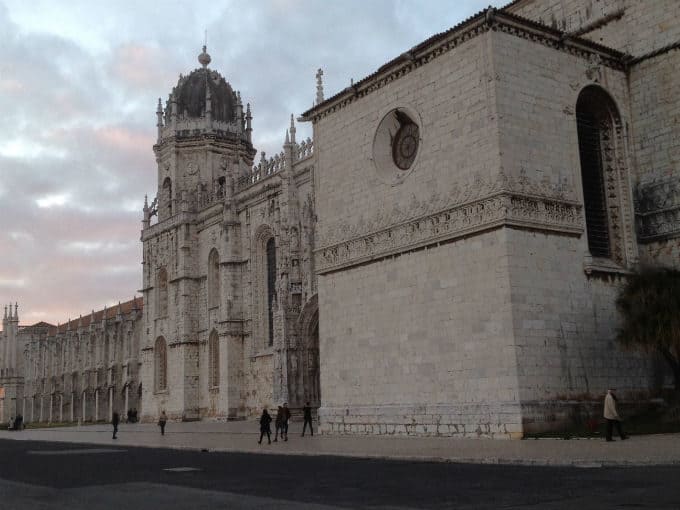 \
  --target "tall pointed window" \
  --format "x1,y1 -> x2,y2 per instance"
162,177 -> 173,218
266,237 -> 277,347
576,85 -> 626,264
208,249 -> 220,309
155,336 -> 167,391
157,267 -> 168,317
209,330 -> 219,388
